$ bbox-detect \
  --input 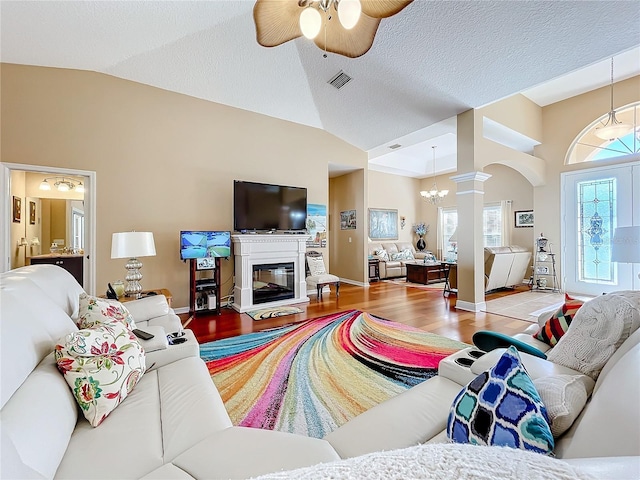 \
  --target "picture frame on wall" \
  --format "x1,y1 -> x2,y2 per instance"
340,210 -> 356,230
12,196 -> 21,223
29,201 -> 36,225
514,210 -> 534,228
368,208 -> 398,240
